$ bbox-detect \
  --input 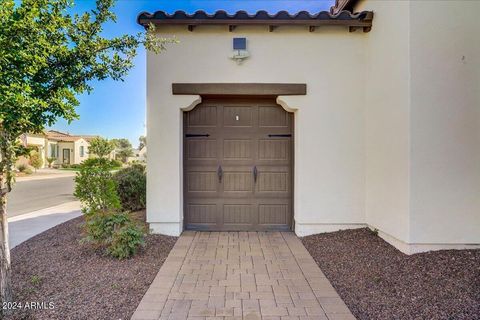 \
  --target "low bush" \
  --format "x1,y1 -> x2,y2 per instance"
74,160 -> 120,214
83,211 -> 145,259
110,159 -> 123,168
46,157 -> 56,168
29,150 -> 43,171
62,163 -> 71,169
113,164 -> 146,211
16,163 -> 28,172
75,160 -> 145,259
107,221 -> 145,259
80,158 -> 121,169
